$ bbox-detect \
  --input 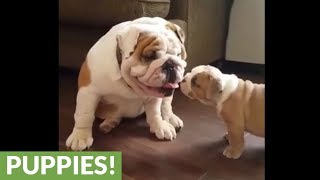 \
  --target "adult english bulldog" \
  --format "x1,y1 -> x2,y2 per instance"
66,17 -> 187,151
180,65 -> 264,159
